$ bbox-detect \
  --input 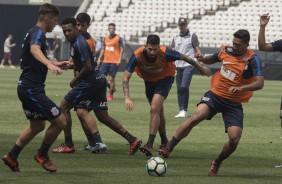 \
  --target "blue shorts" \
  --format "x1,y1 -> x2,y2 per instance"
145,76 -> 174,102
17,85 -> 61,121
198,91 -> 243,131
65,77 -> 108,111
100,63 -> 118,77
